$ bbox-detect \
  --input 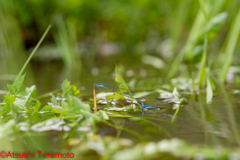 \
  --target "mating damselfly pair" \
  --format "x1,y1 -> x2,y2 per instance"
94,83 -> 158,116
